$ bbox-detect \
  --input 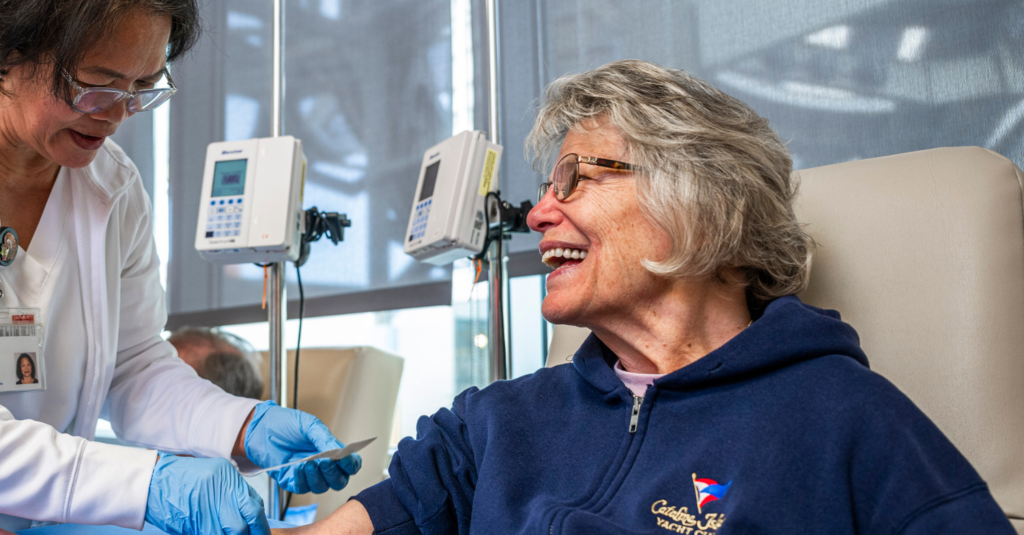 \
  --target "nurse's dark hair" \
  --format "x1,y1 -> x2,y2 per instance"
0,0 -> 200,104
16,353 -> 35,379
